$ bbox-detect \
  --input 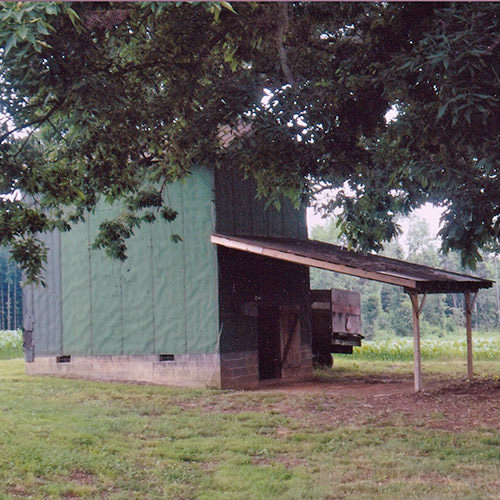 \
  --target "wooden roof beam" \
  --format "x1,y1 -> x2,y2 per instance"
211,234 -> 418,289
